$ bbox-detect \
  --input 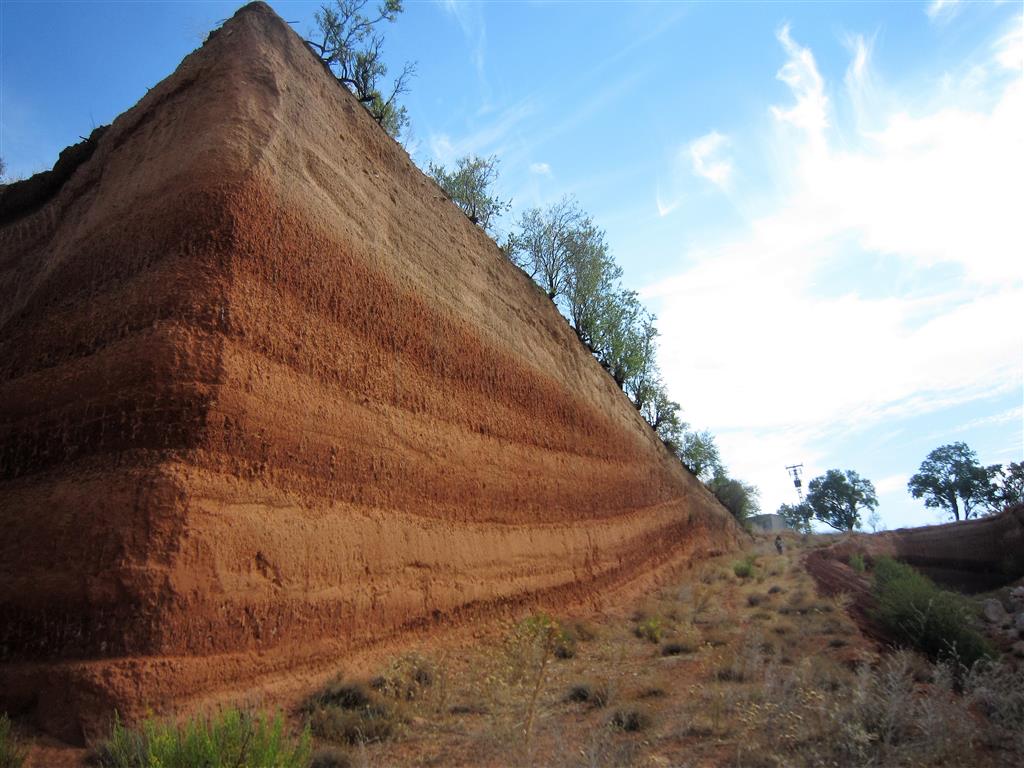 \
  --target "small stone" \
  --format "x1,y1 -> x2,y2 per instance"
982,598 -> 1008,624
1010,587 -> 1024,607
1012,641 -> 1024,659
1005,628 -> 1020,643
1016,613 -> 1024,632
